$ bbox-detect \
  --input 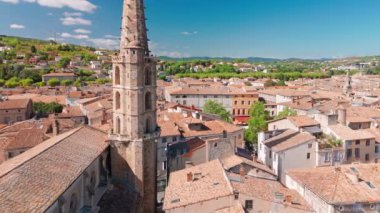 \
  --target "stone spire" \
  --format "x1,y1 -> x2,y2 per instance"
107,0 -> 159,212
120,0 -> 149,54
